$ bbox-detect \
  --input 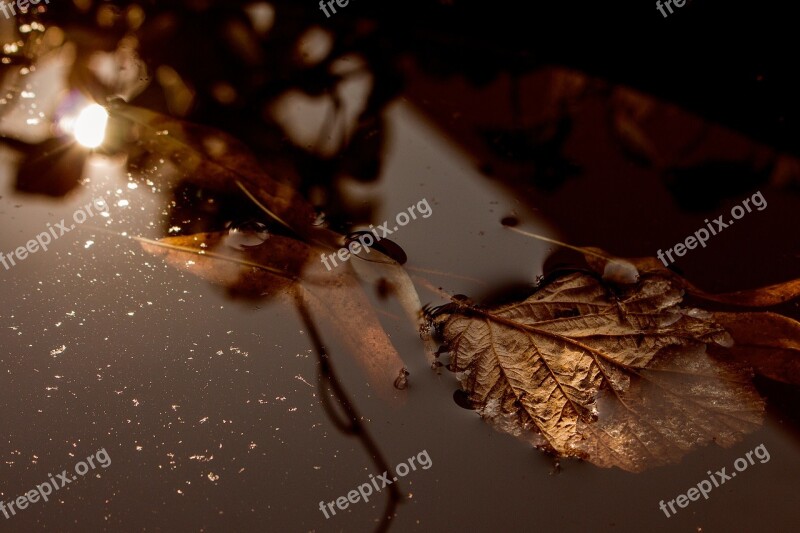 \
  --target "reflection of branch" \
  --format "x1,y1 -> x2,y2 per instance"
293,287 -> 401,533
